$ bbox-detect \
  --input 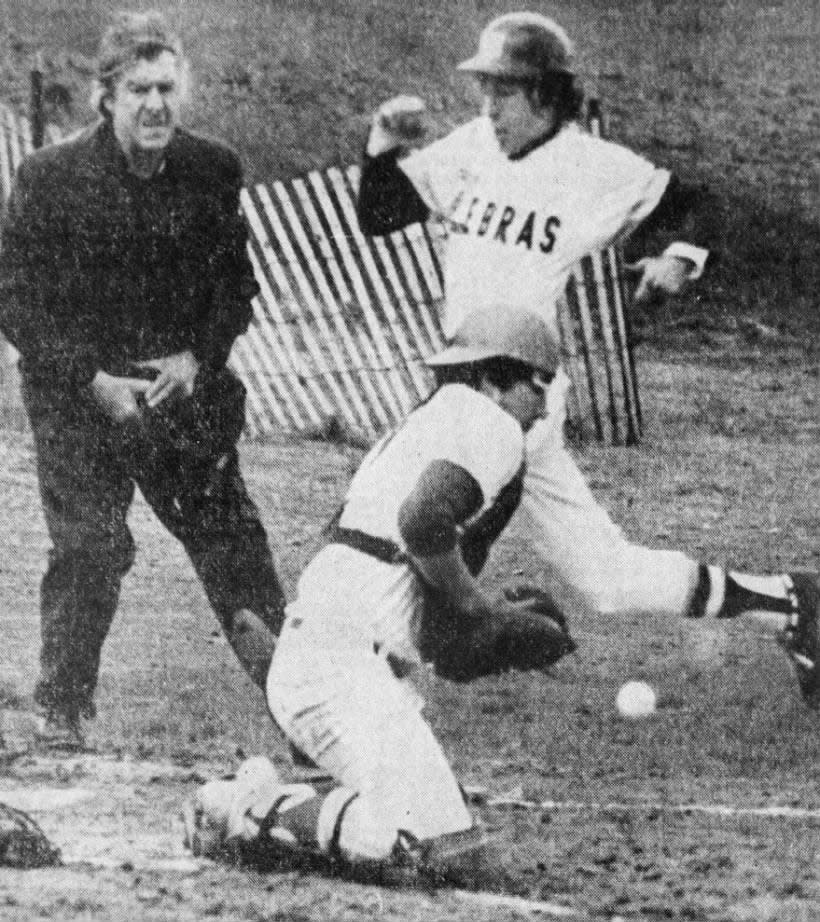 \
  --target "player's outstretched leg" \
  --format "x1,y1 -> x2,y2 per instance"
520,412 -> 819,705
